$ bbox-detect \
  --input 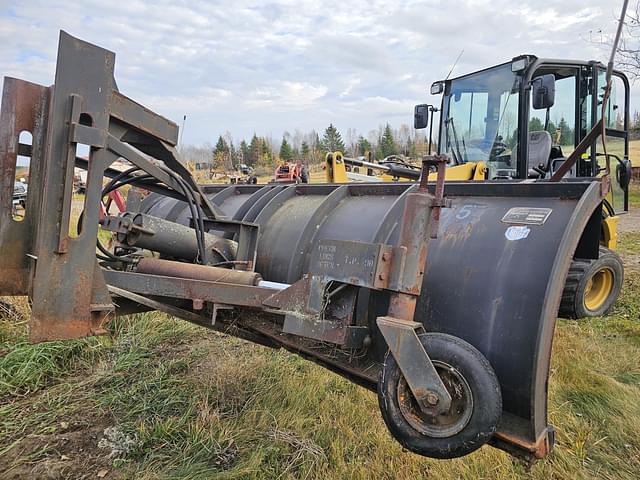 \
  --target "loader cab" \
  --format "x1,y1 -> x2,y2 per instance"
423,56 -> 631,214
